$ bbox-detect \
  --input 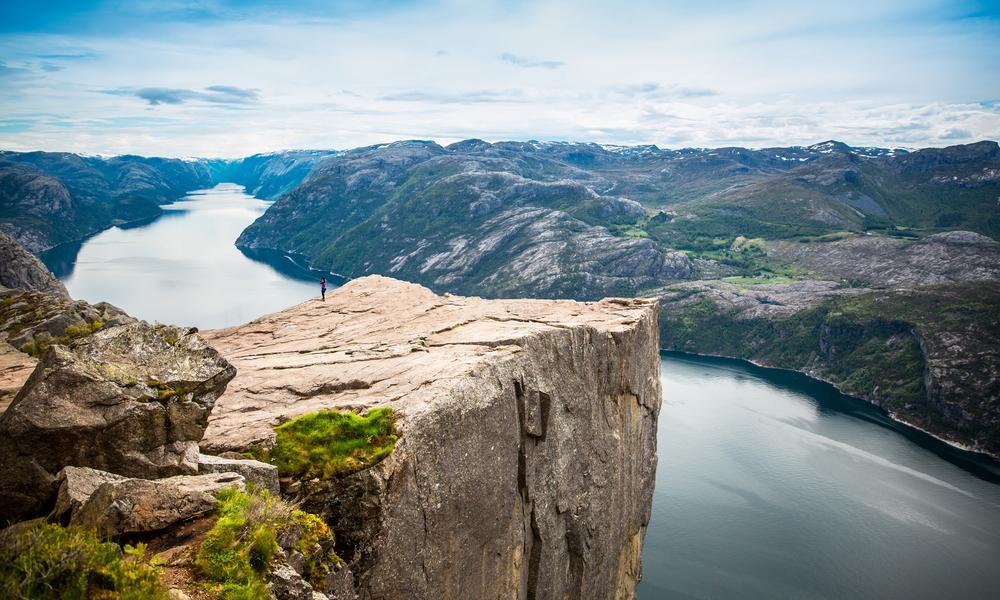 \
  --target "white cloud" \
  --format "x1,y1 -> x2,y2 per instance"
0,0 -> 997,156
